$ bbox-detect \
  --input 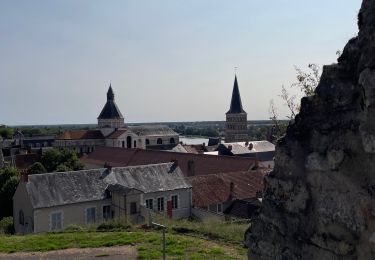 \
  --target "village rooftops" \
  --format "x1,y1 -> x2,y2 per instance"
82,146 -> 259,177
22,162 -> 189,209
